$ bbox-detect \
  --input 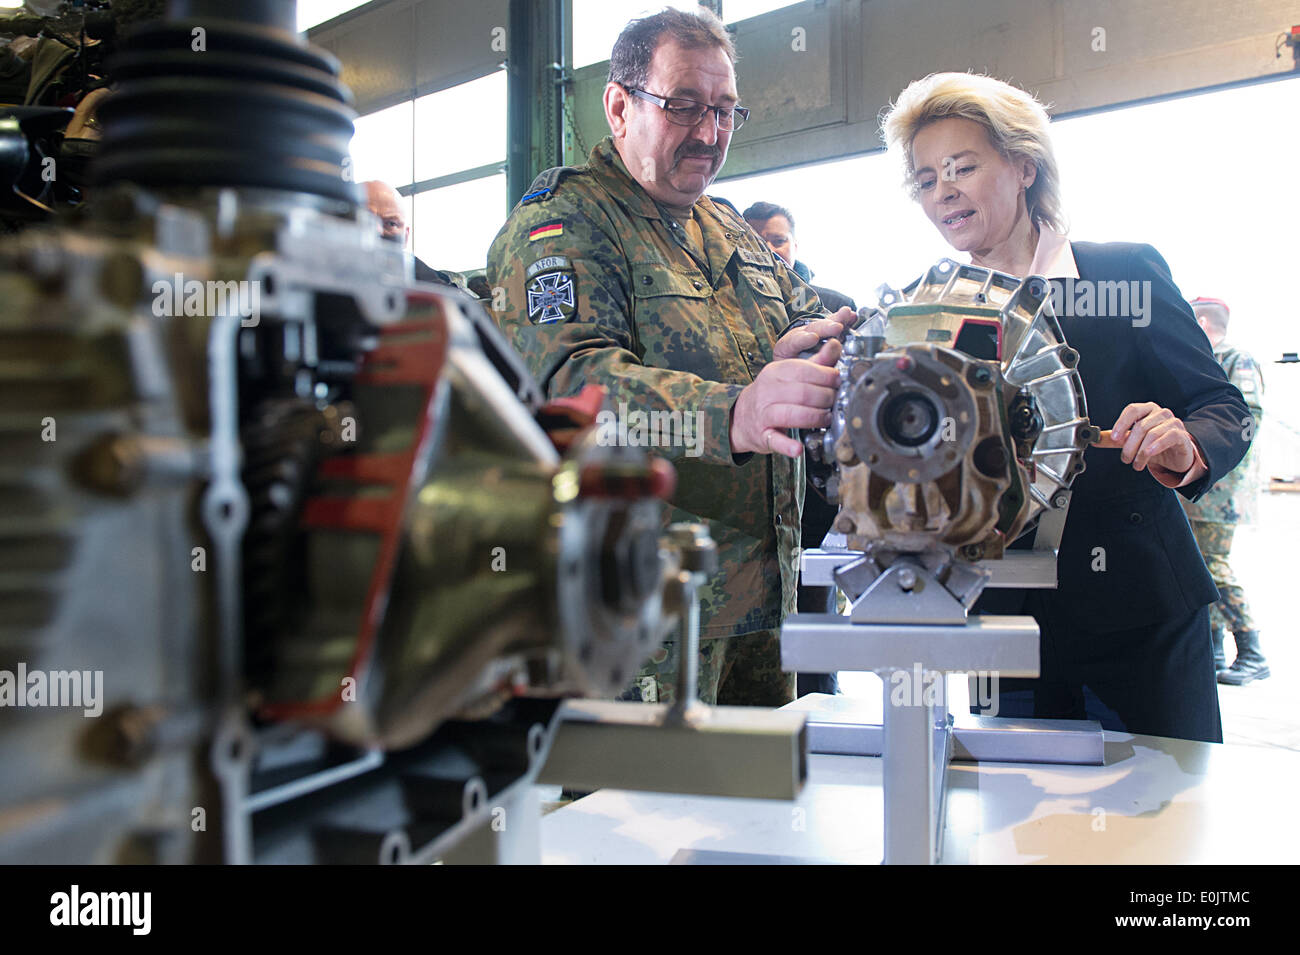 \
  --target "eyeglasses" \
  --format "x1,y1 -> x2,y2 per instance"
624,87 -> 750,131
